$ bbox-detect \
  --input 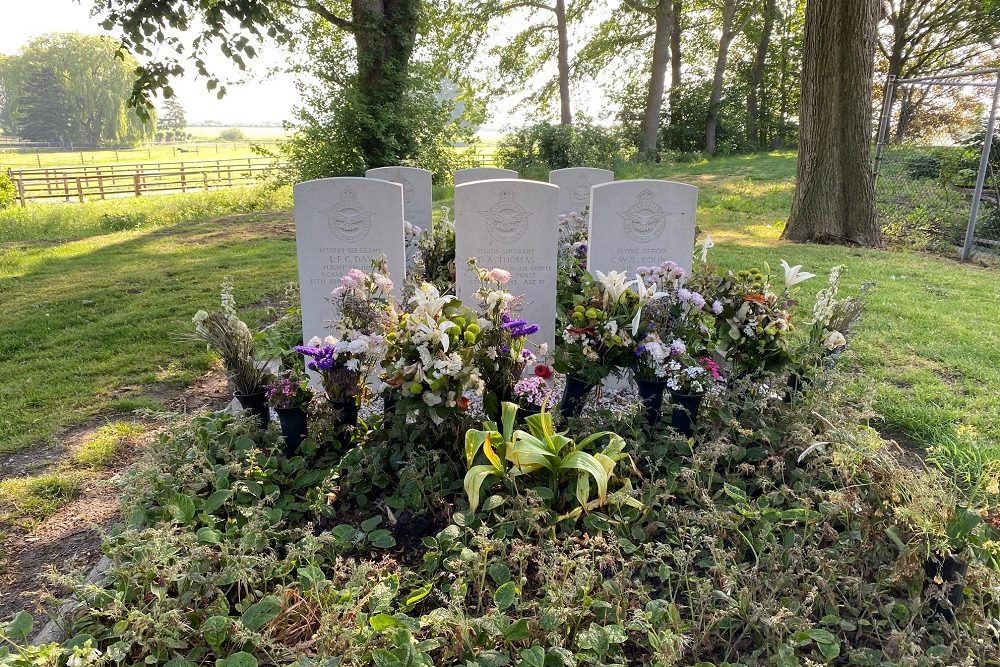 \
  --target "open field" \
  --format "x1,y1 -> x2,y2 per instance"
1,151 -> 997,496
1,140 -> 278,171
